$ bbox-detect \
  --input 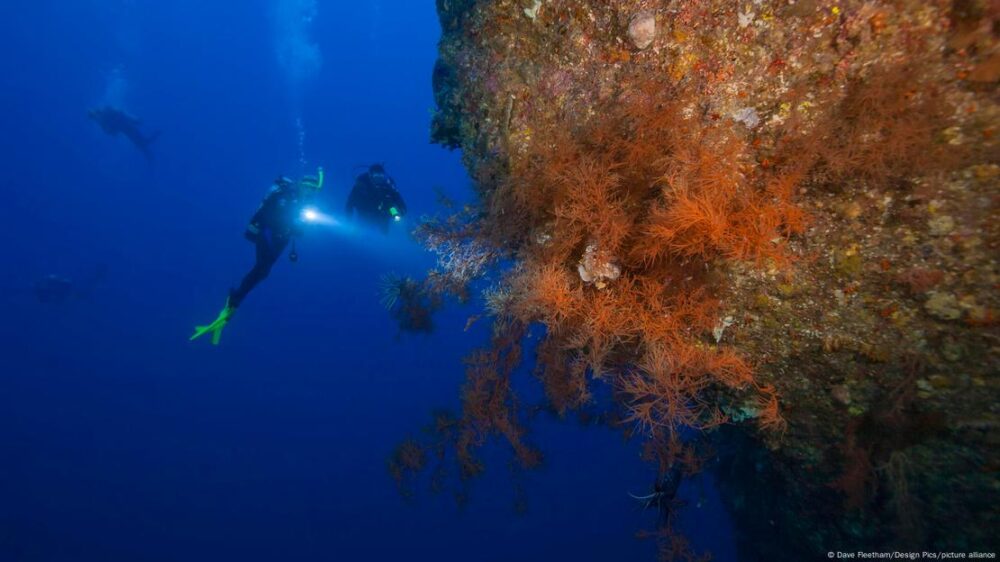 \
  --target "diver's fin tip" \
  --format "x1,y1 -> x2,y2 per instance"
190,326 -> 207,341
191,302 -> 233,345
